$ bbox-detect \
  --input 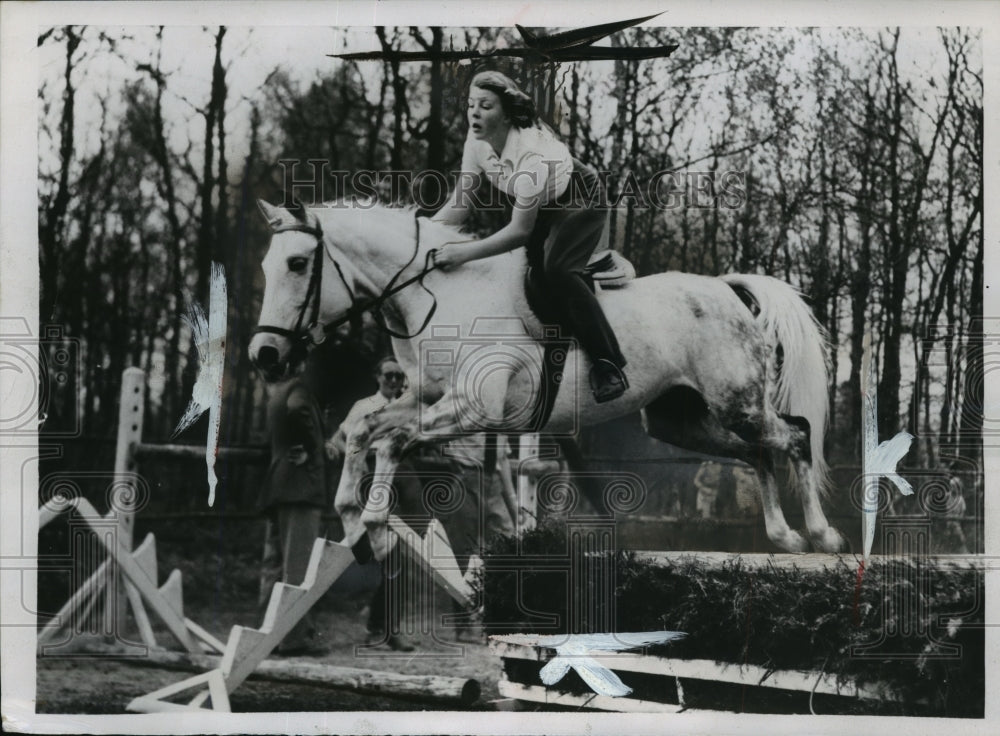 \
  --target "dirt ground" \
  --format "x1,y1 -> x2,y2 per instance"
36,589 -> 502,714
